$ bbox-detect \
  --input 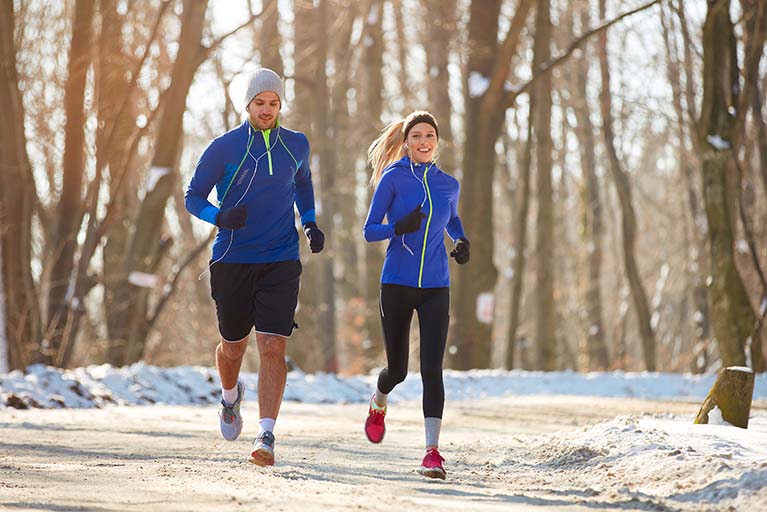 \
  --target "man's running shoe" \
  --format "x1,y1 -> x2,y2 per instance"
249,430 -> 275,466
364,395 -> 386,443
418,448 -> 446,480
219,380 -> 245,441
